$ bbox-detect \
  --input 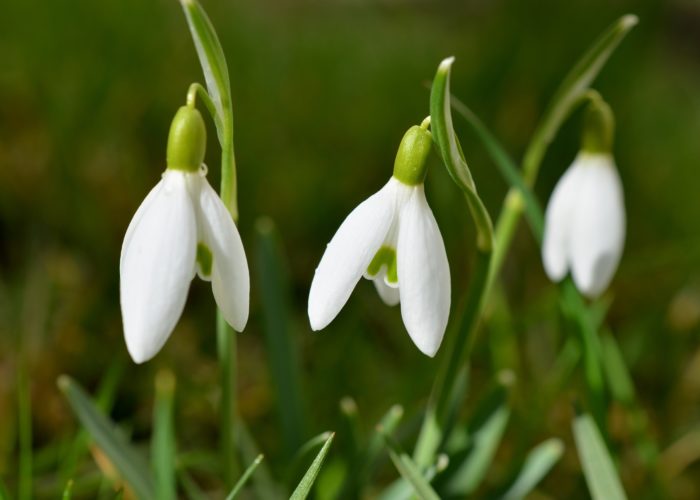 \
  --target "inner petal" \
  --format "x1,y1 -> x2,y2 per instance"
196,242 -> 214,281
365,245 -> 398,286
